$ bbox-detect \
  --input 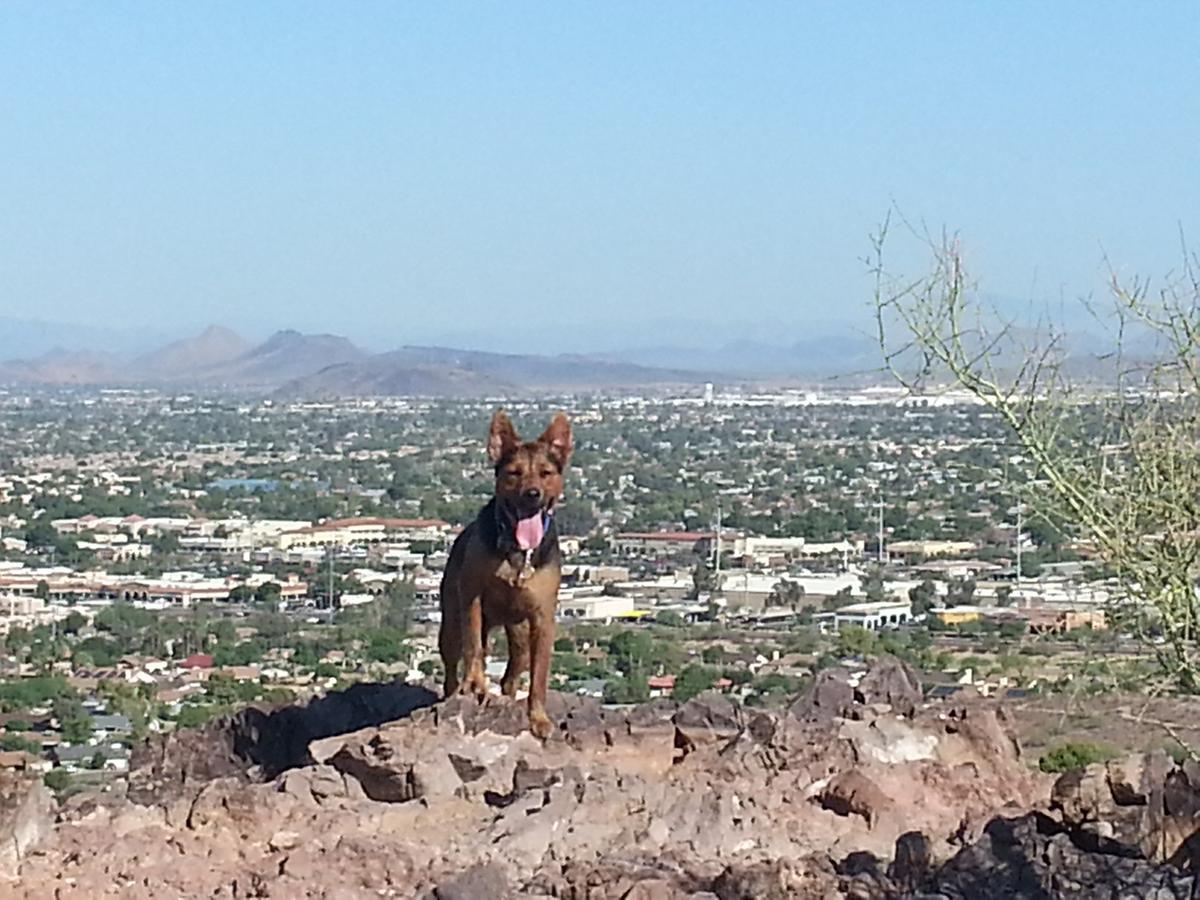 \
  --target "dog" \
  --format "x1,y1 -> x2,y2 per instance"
438,409 -> 573,739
